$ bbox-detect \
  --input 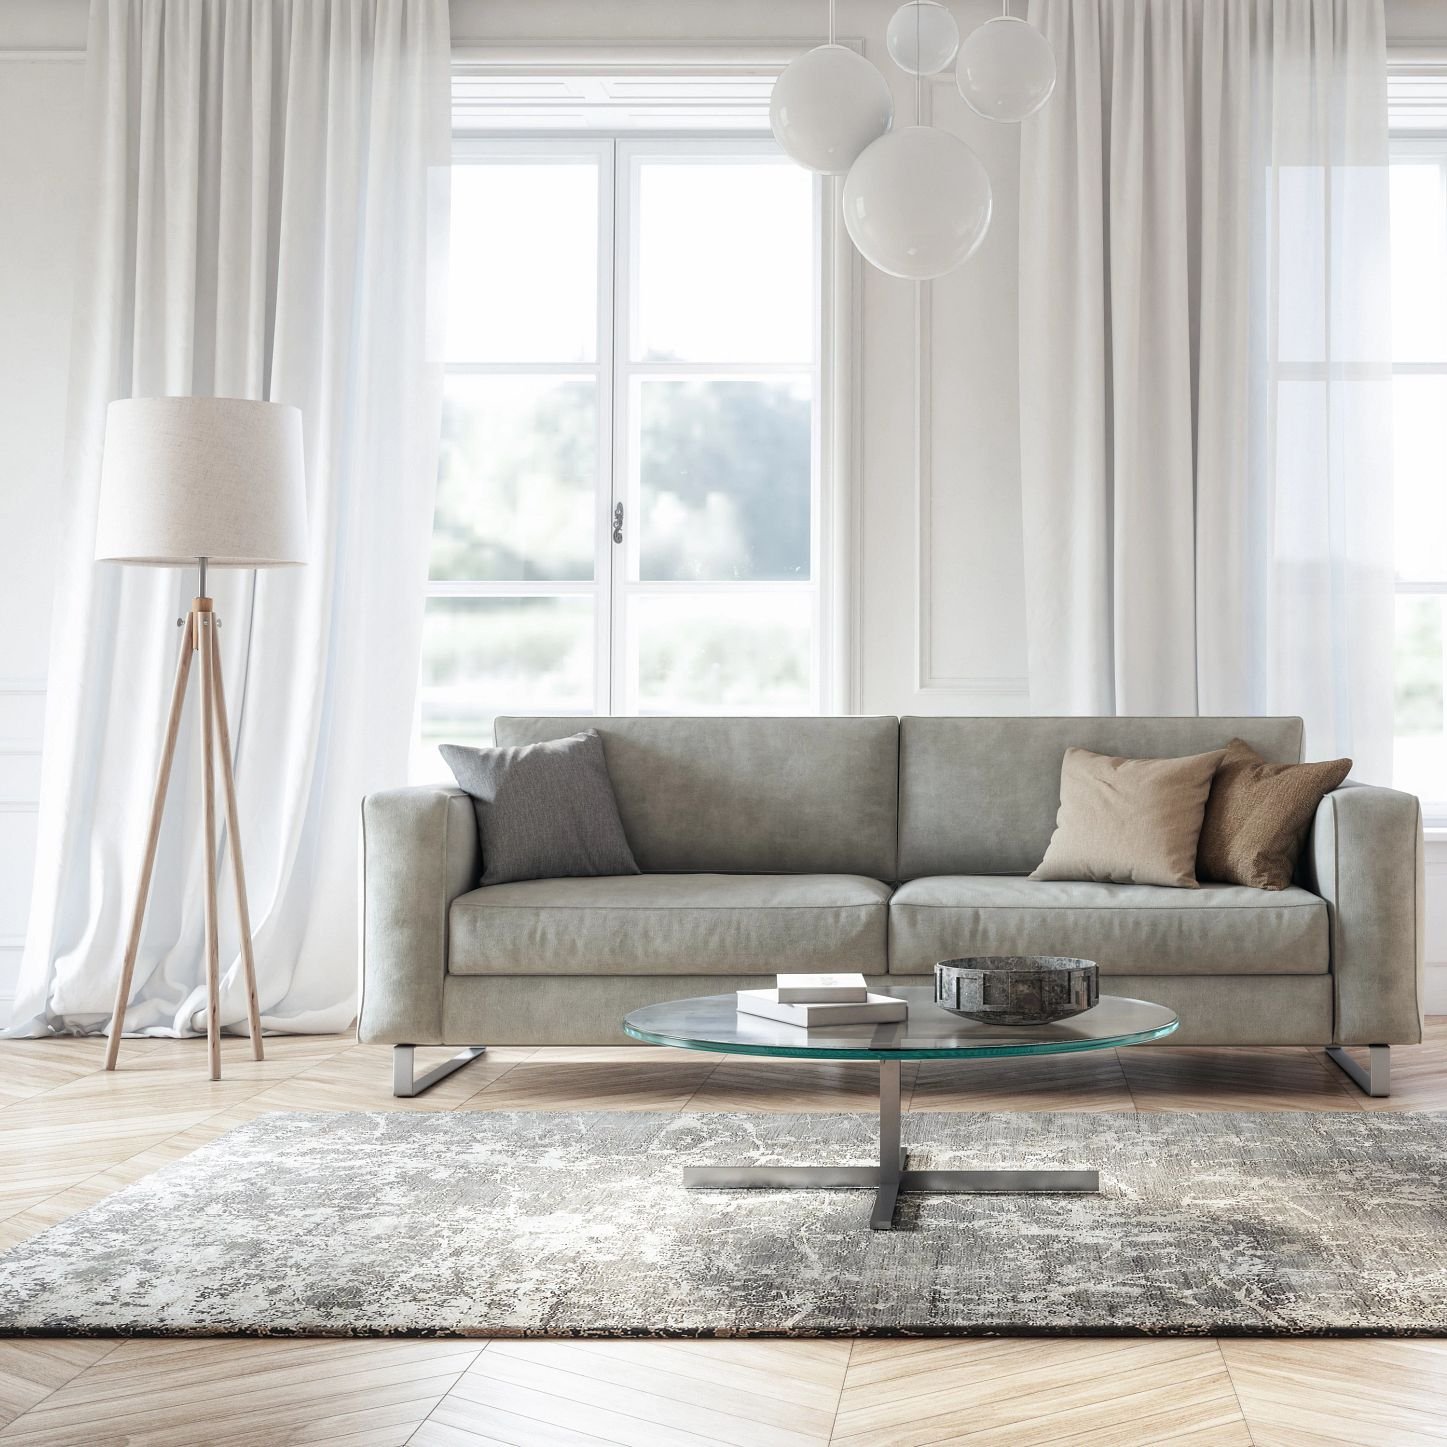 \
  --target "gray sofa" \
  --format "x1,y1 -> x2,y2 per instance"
360,716 -> 1424,1097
